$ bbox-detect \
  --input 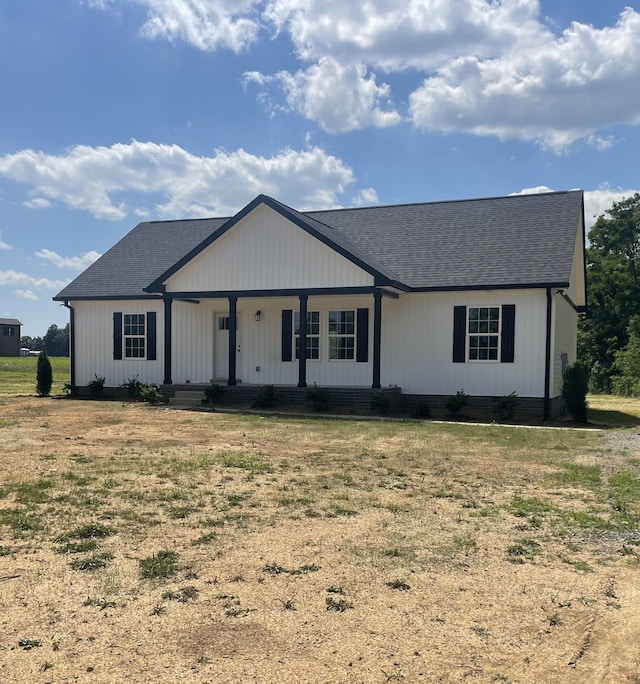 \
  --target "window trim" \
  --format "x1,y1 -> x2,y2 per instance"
294,310 -> 320,361
467,306 -> 501,362
123,313 -> 146,359
328,309 -> 356,361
